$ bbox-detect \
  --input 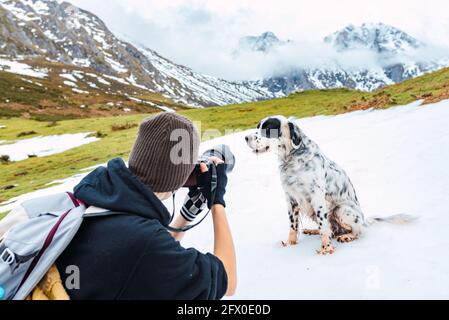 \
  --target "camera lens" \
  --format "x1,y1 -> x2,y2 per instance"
202,144 -> 235,173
